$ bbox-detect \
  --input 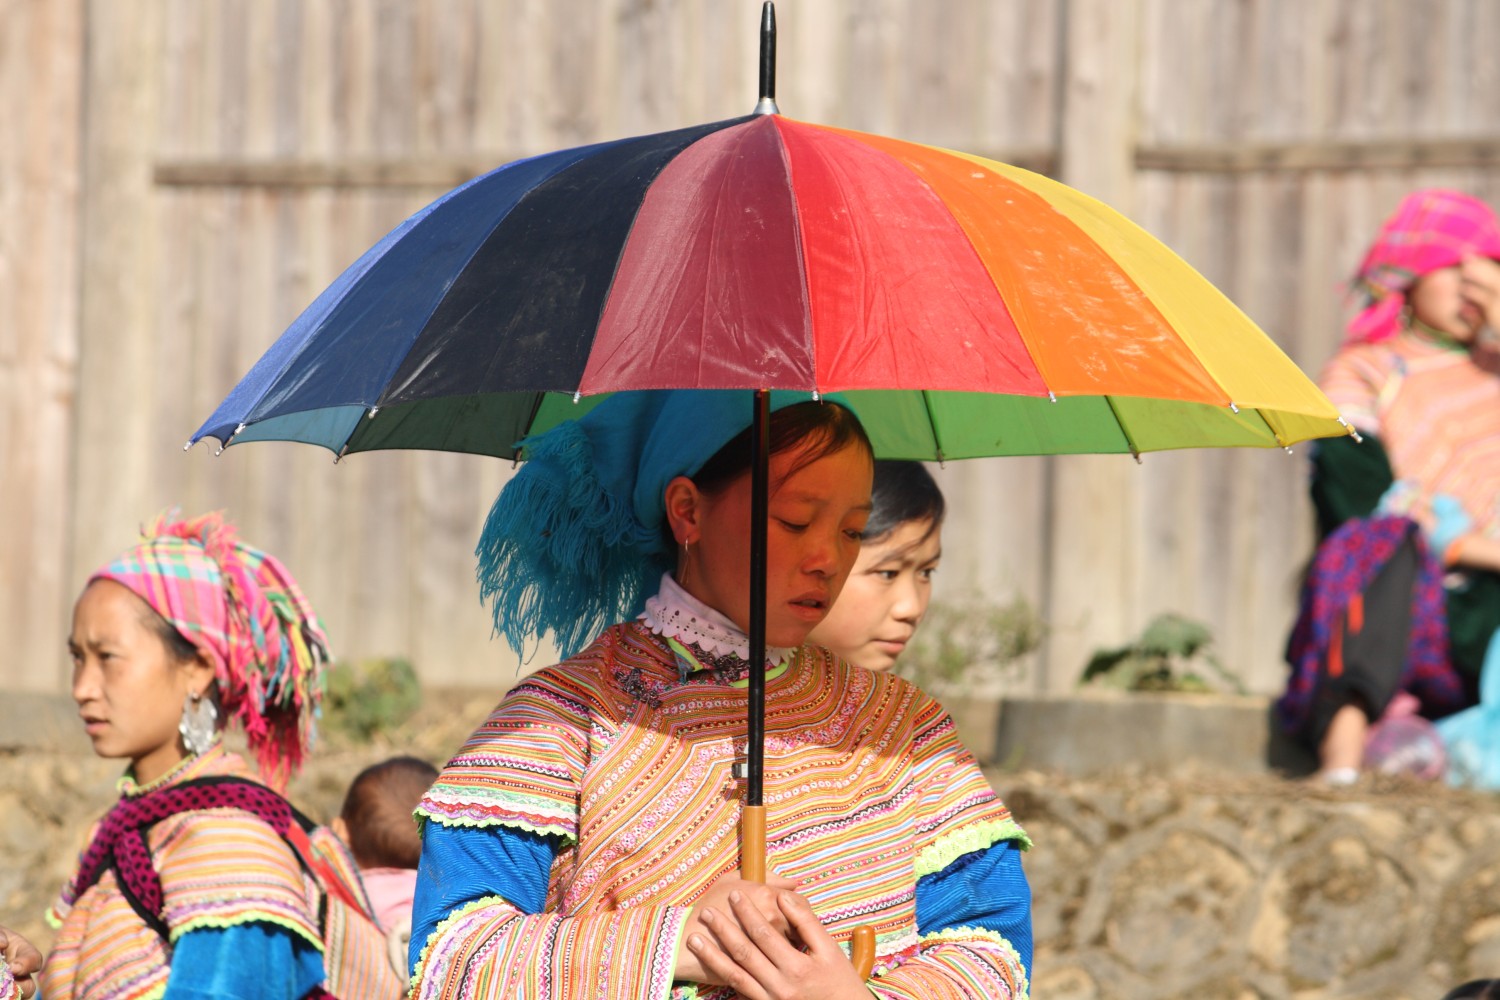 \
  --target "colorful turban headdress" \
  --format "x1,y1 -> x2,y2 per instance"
476,390 -> 856,660
91,511 -> 329,785
1347,188 -> 1500,345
